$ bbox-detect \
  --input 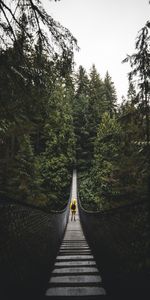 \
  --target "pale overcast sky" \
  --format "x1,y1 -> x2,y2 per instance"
44,0 -> 150,102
